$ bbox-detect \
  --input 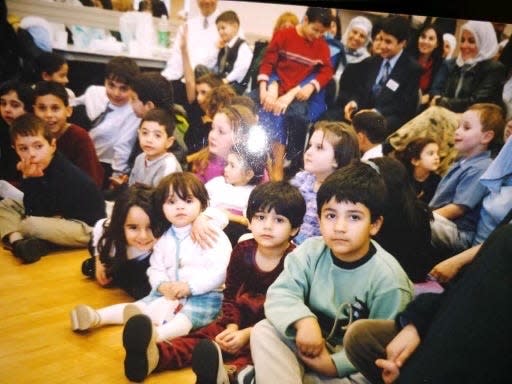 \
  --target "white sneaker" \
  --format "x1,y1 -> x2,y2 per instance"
70,304 -> 99,331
